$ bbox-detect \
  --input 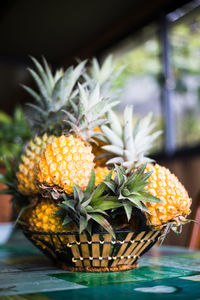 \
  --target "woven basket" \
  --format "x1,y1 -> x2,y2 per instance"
22,228 -> 163,272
